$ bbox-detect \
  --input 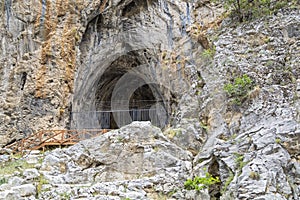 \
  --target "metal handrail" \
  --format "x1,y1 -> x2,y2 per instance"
5,129 -> 110,153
